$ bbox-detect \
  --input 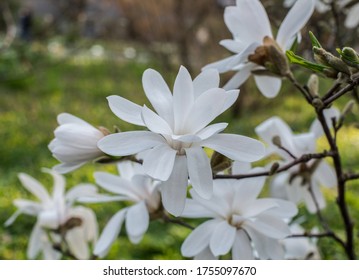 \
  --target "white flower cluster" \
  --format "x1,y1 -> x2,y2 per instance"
7,0 -> 338,260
